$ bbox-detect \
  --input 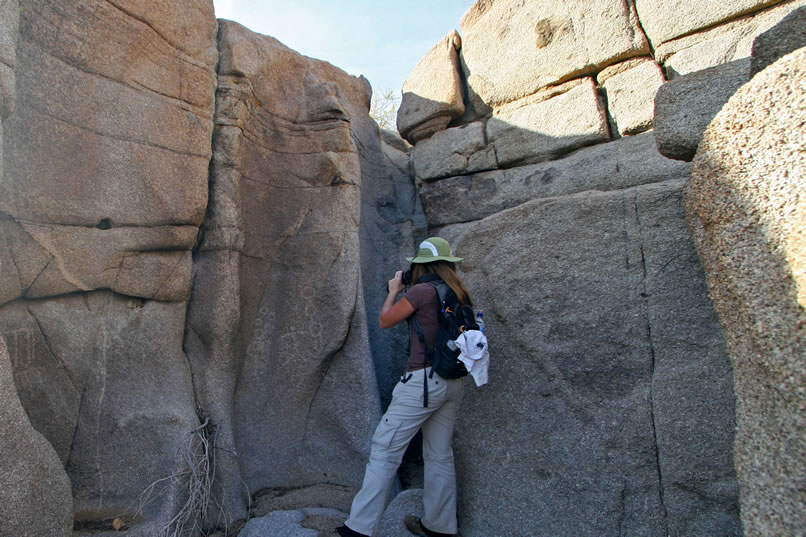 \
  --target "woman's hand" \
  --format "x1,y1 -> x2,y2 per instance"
387,271 -> 405,296
379,271 -> 414,329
